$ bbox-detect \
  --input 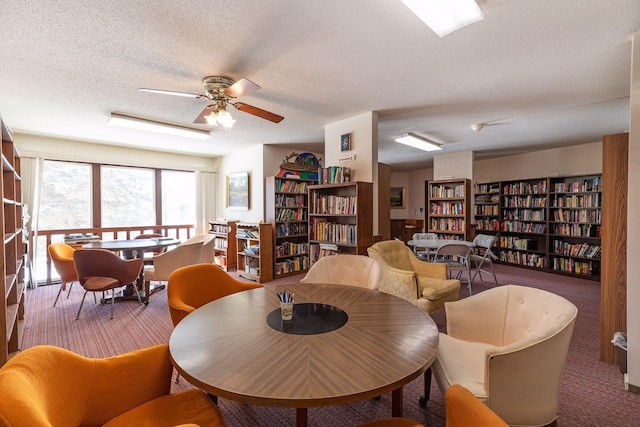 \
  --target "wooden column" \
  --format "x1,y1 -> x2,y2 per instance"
601,132 -> 628,364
